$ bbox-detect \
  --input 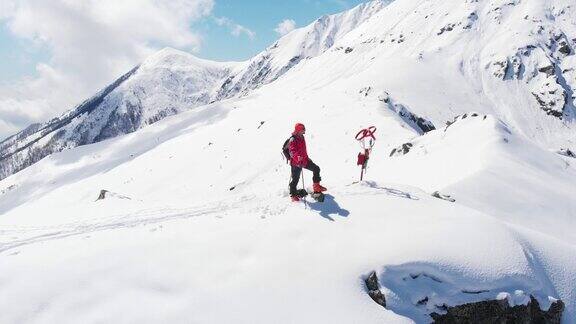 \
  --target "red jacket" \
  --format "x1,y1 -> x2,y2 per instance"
288,134 -> 309,167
